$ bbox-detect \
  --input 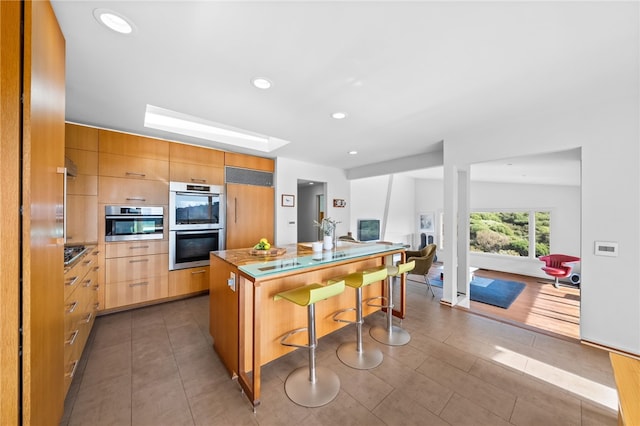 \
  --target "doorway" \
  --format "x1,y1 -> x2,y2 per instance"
296,180 -> 326,243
